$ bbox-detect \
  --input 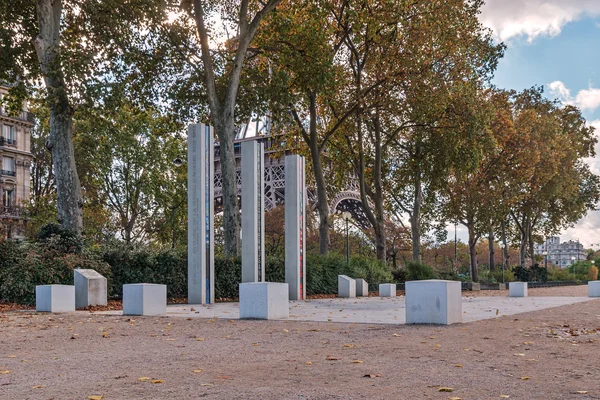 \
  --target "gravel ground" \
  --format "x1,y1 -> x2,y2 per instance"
0,286 -> 599,400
